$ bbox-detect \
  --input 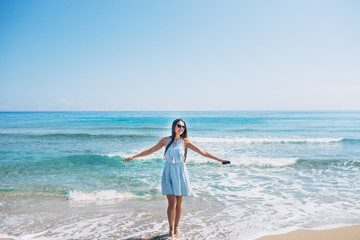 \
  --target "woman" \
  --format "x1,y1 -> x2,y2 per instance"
123,119 -> 230,239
